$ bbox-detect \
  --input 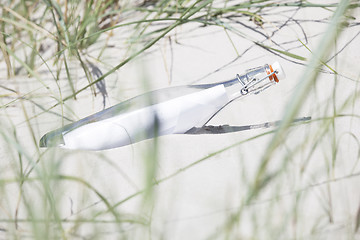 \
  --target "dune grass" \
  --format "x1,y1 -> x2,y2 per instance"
1,0 -> 360,239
